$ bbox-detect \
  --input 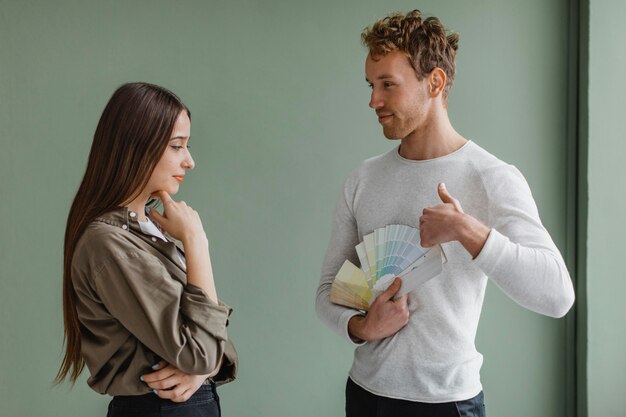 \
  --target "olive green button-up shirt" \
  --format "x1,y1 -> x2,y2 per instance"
71,207 -> 237,396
